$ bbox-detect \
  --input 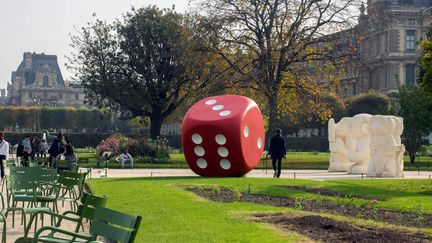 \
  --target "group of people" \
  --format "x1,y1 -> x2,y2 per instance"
16,135 -> 49,161
0,131 -> 78,179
